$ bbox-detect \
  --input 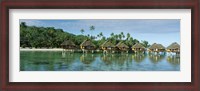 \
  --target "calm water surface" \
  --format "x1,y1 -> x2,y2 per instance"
20,51 -> 180,71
